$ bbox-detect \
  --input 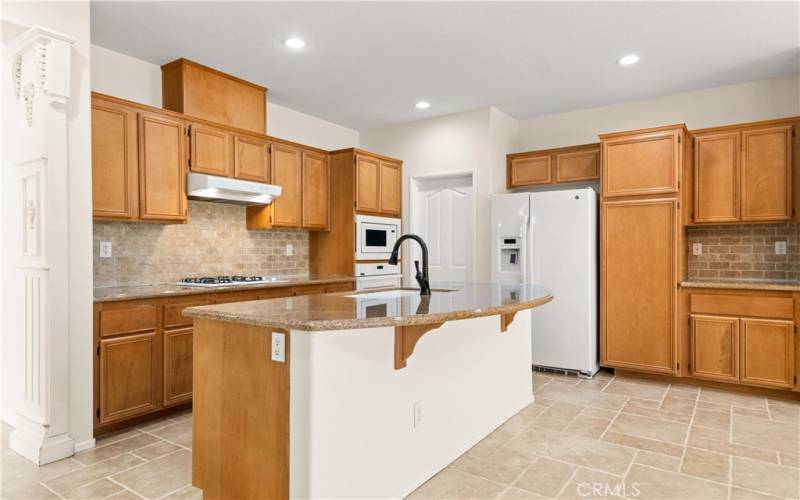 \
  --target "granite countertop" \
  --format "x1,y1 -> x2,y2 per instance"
93,275 -> 356,302
681,278 -> 800,292
183,282 -> 553,331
